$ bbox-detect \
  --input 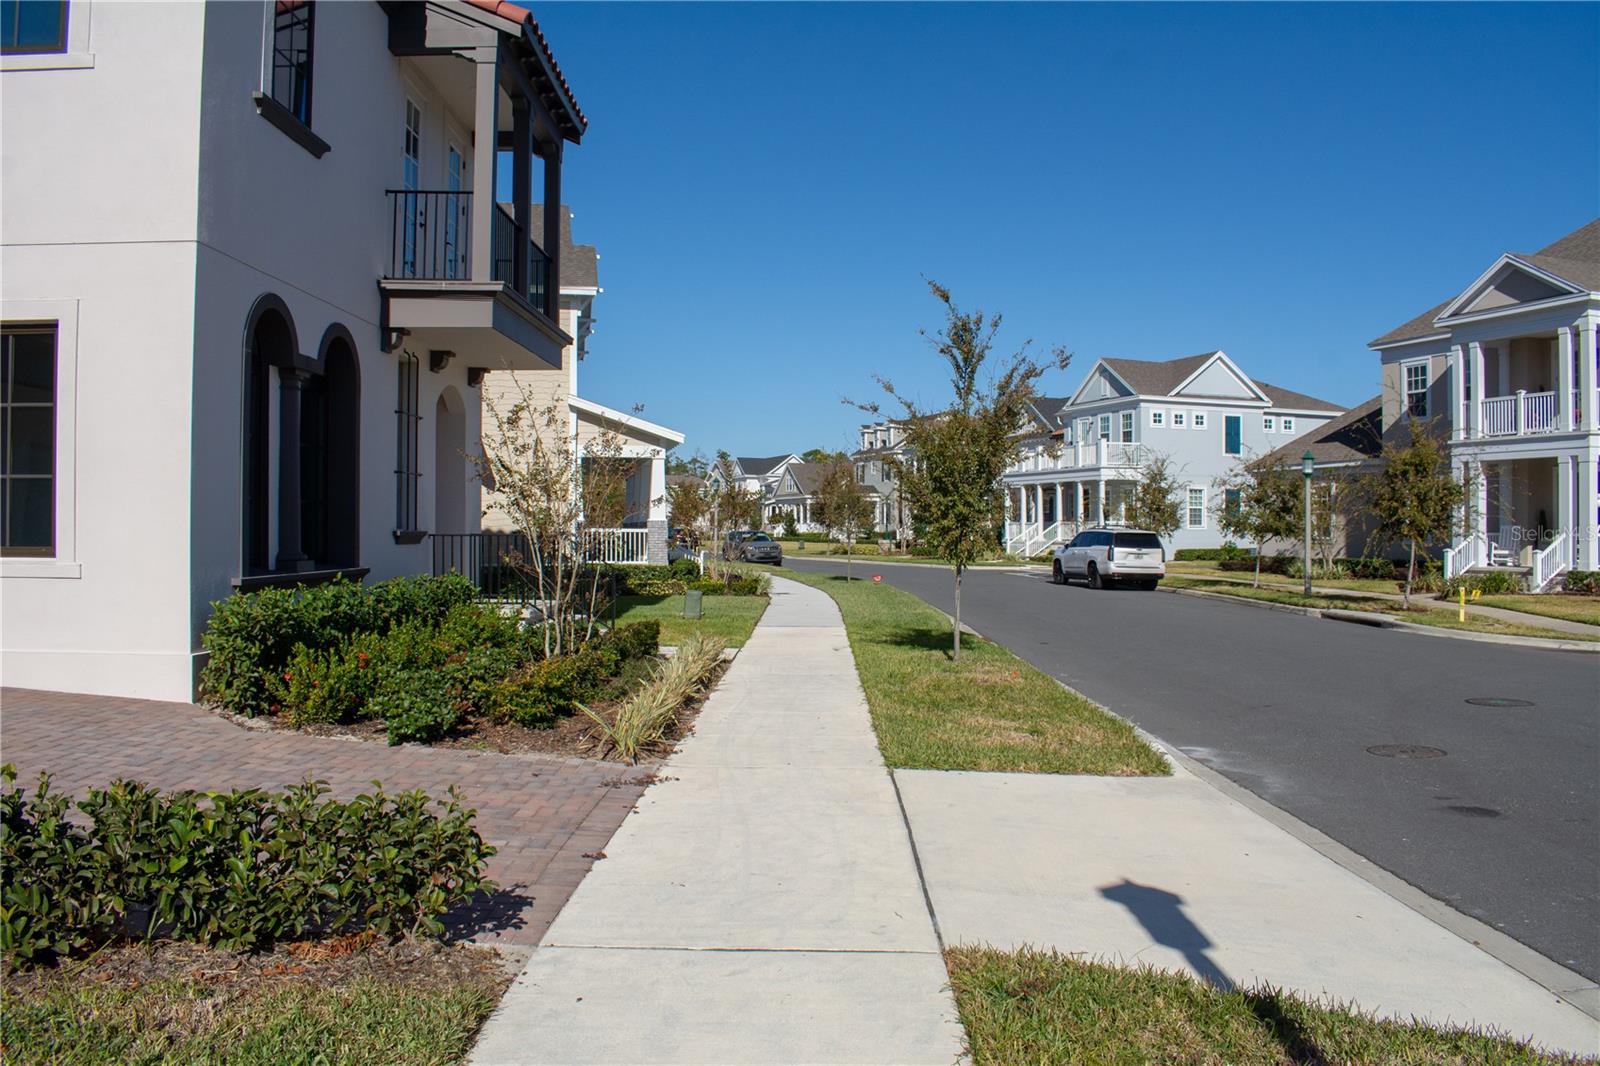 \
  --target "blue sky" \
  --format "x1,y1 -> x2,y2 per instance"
508,2 -> 1598,460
